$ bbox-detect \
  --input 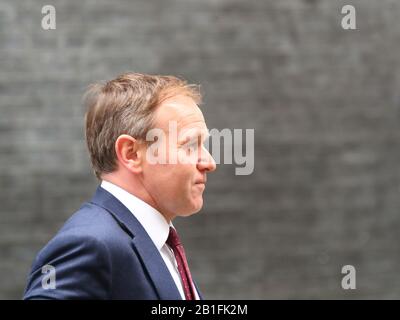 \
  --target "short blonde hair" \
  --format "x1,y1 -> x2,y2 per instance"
84,72 -> 201,179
